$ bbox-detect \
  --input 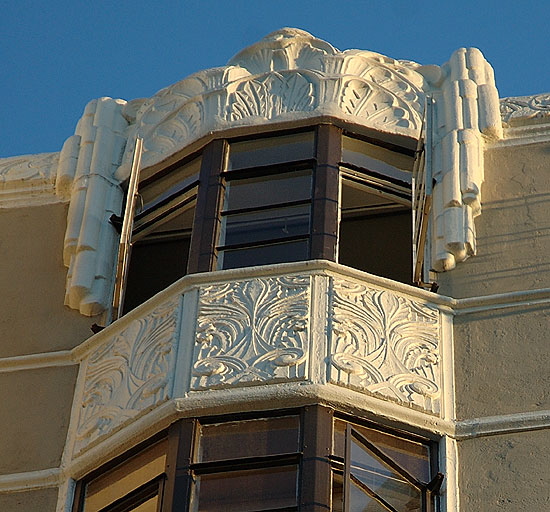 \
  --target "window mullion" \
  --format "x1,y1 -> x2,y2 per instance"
161,419 -> 195,512
188,139 -> 227,273
299,405 -> 333,511
310,124 -> 341,261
